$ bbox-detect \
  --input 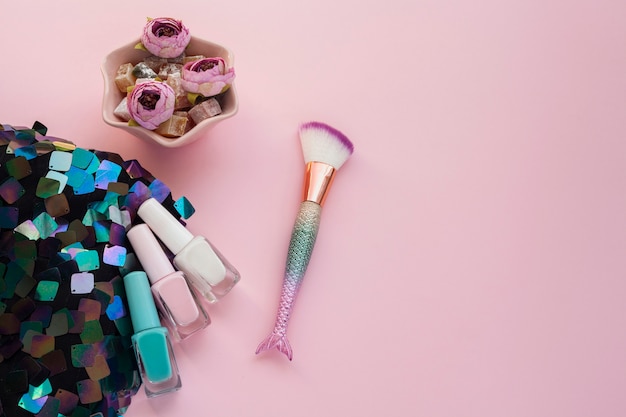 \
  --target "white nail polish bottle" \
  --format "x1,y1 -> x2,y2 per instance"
136,198 -> 240,303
